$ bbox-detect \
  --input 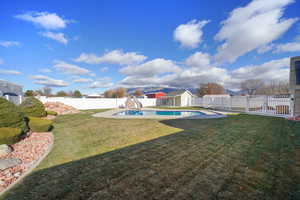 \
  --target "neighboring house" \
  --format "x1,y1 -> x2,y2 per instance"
0,80 -> 23,104
145,92 -> 166,99
157,90 -> 194,107
136,95 -> 148,99
86,93 -> 103,98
